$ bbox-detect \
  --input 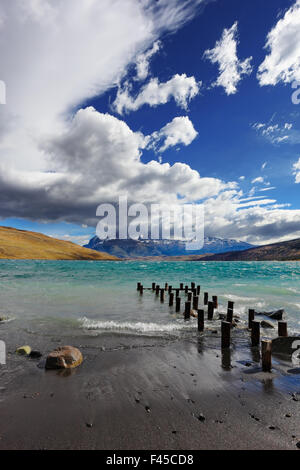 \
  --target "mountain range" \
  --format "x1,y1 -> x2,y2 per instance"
84,237 -> 254,258
200,238 -> 300,261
